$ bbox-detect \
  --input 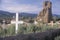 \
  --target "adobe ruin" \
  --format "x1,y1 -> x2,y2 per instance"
36,1 -> 52,23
